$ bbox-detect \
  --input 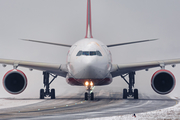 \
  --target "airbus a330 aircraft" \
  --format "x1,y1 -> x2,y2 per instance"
0,0 -> 180,100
